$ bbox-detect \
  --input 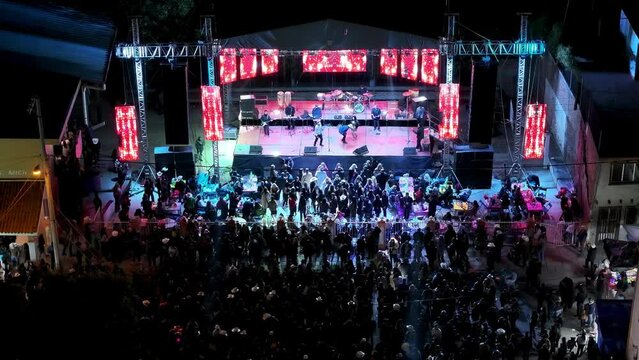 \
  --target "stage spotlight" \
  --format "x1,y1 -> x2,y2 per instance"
272,151 -> 280,157
32,165 -> 41,177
